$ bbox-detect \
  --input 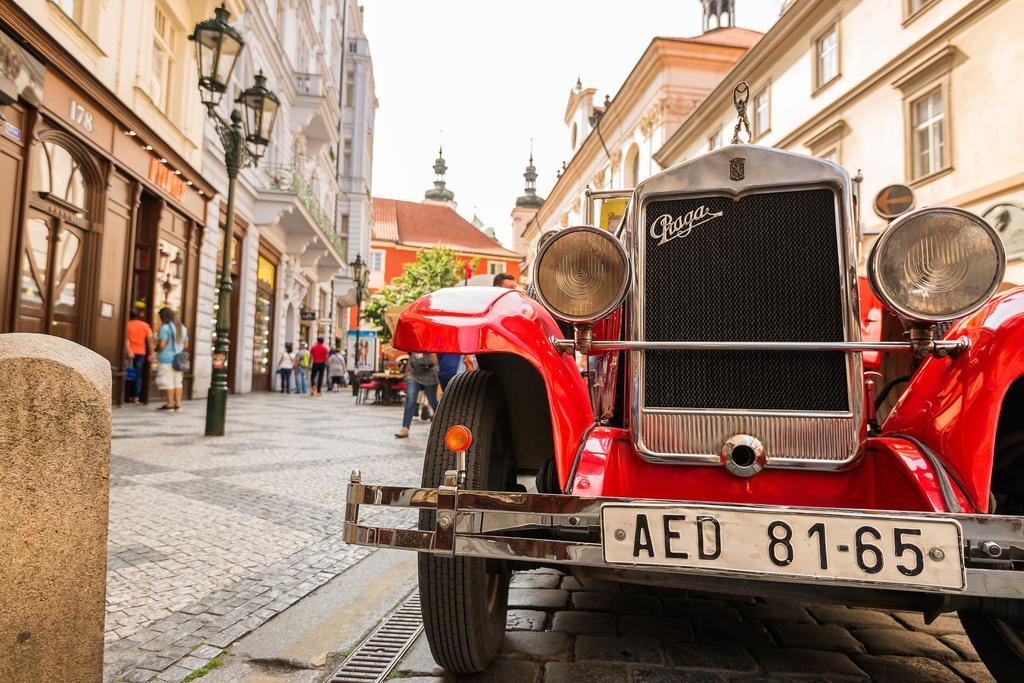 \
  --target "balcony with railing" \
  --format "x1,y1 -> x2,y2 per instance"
255,163 -> 347,267
292,70 -> 339,154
